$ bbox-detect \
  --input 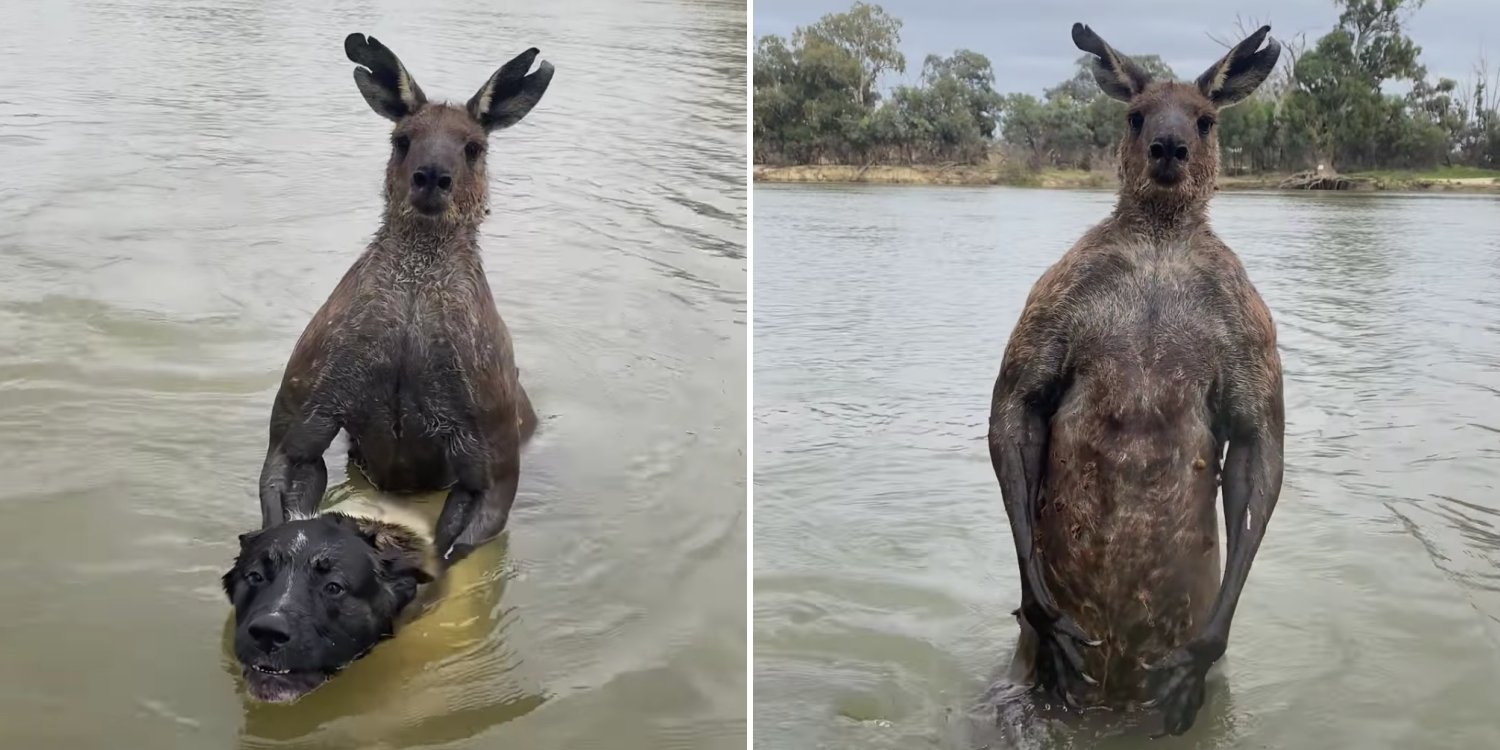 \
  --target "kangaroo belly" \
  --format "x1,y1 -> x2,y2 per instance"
341,314 -> 479,492
348,426 -> 455,493
1035,382 -> 1222,702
